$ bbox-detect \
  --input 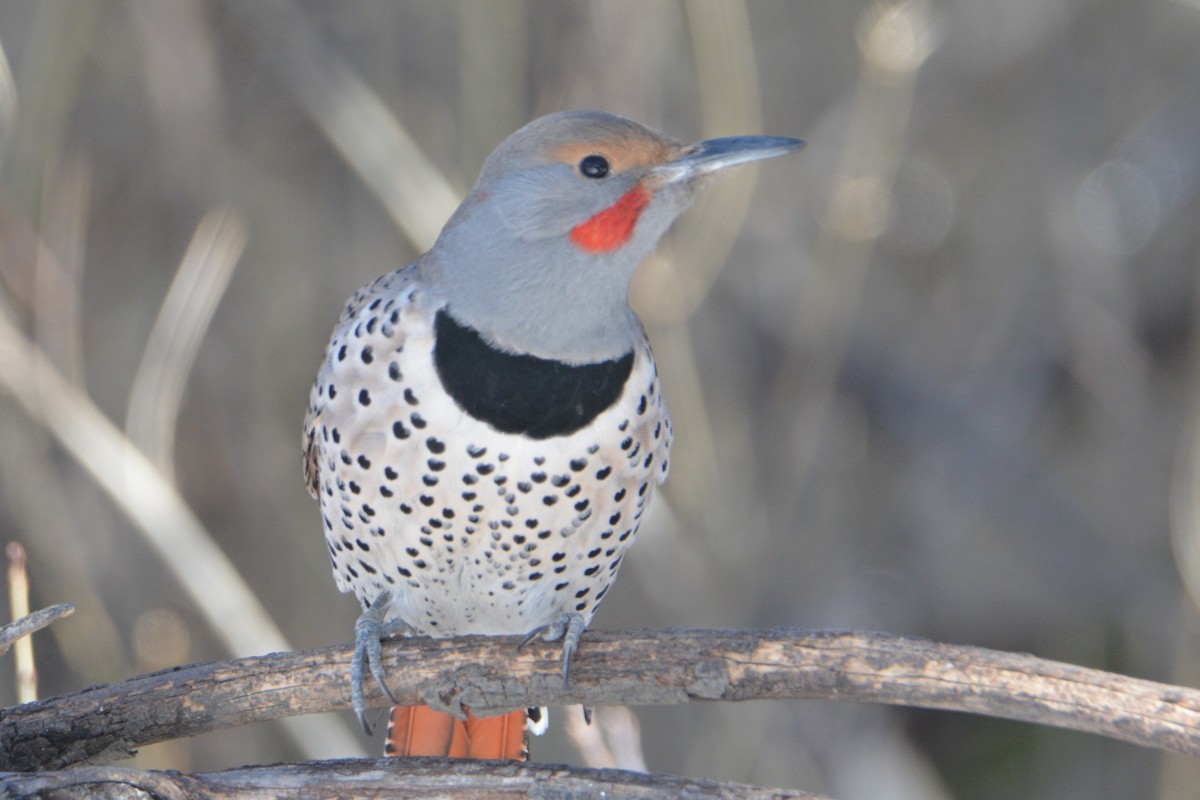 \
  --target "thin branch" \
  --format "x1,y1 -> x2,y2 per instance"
0,757 -> 825,800
0,603 -> 74,656
3,628 -> 1200,773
